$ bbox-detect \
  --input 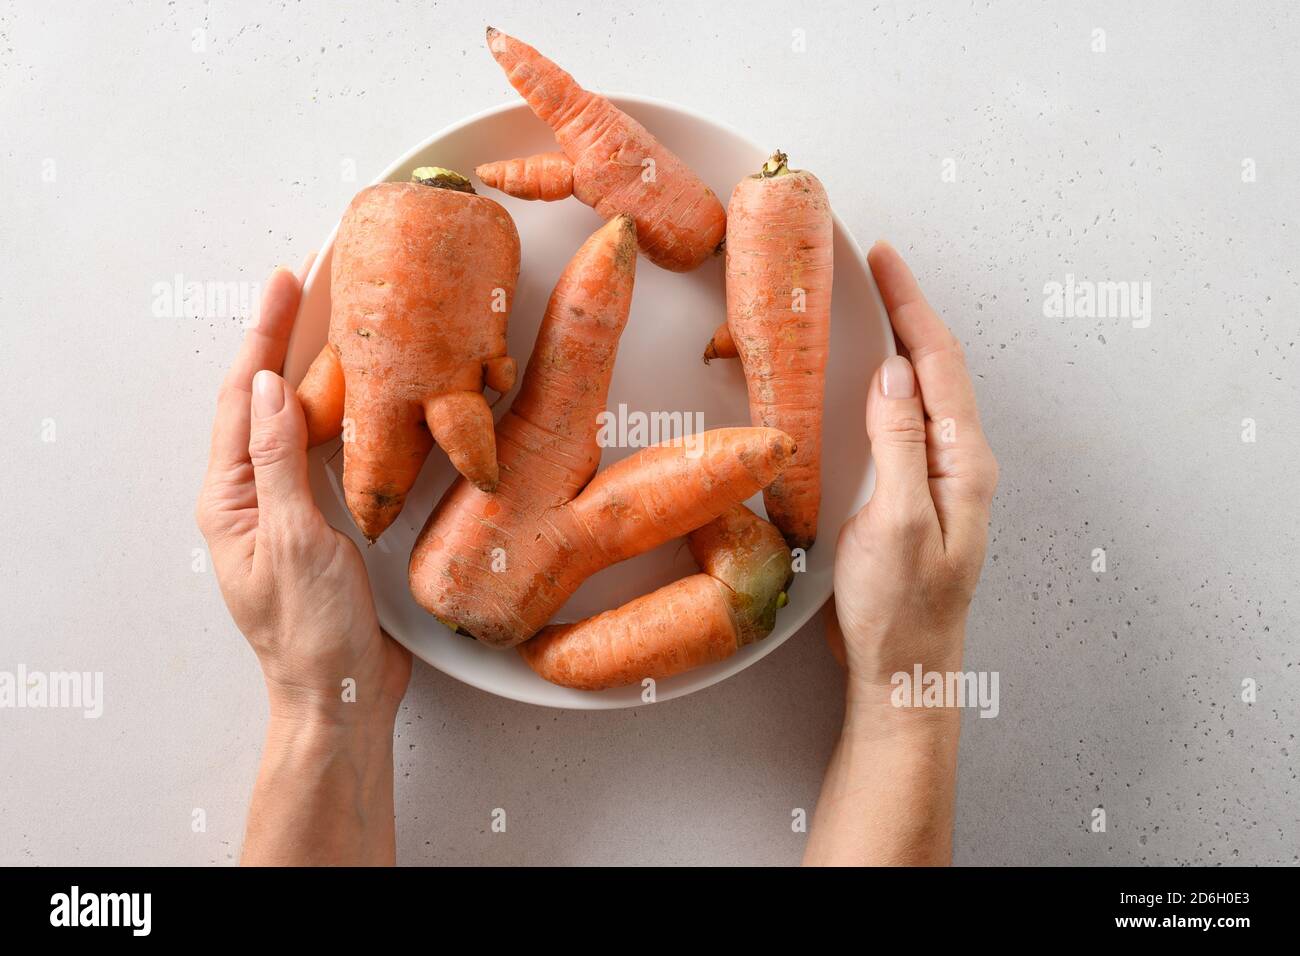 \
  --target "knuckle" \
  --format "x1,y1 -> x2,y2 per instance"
215,382 -> 244,409
879,414 -> 928,445
248,427 -> 294,467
